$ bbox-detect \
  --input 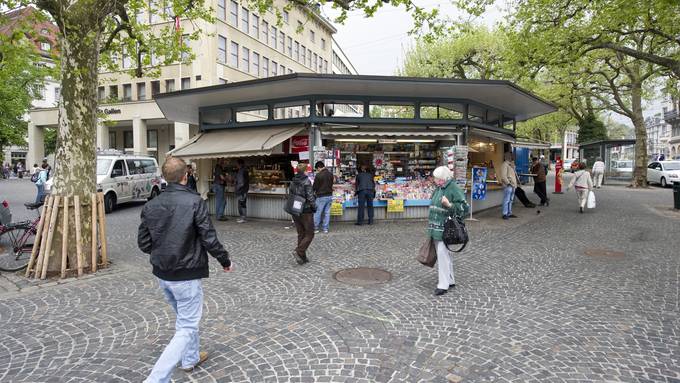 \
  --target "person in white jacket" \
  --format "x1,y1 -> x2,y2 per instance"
591,157 -> 605,188
567,162 -> 594,213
